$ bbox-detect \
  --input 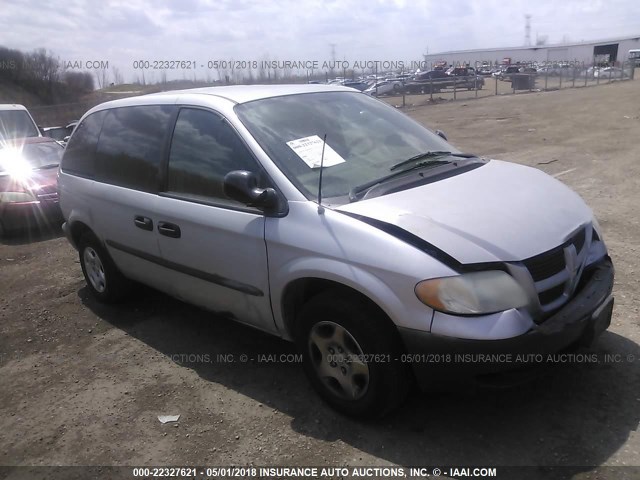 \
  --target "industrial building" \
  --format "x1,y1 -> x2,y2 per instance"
423,35 -> 640,67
